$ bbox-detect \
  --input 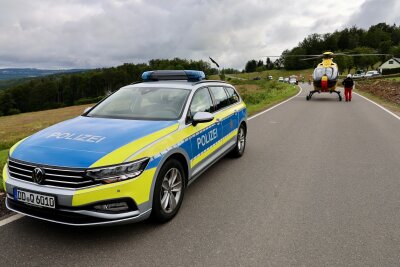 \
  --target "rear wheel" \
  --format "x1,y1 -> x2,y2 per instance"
151,159 -> 185,223
230,124 -> 246,158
